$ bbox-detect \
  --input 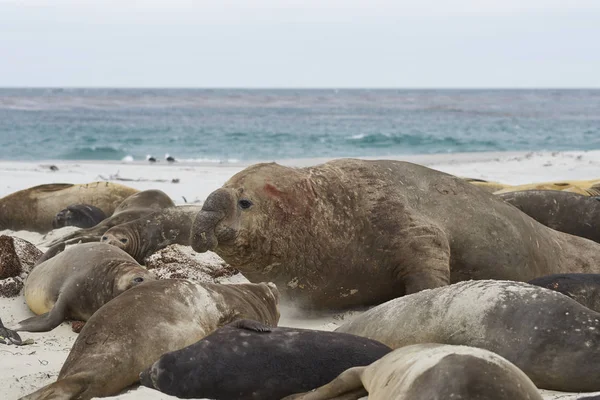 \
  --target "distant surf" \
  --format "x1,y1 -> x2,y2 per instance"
0,88 -> 599,162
